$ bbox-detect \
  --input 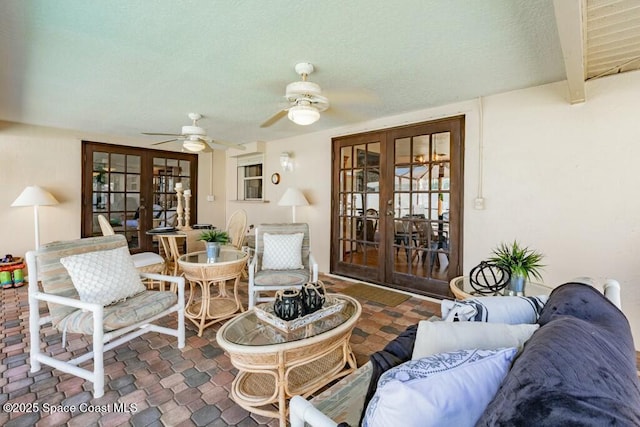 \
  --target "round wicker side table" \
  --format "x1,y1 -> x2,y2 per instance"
178,249 -> 248,337
449,275 -> 553,299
